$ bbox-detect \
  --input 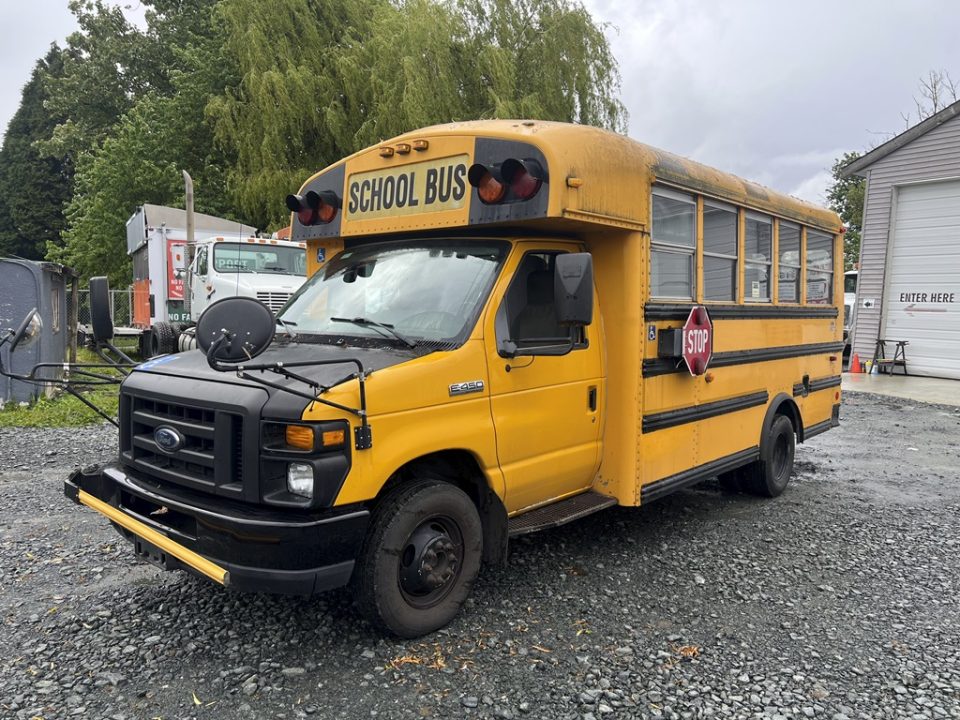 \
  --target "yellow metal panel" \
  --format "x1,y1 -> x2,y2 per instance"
575,230 -> 644,506
483,240 -> 604,514
316,339 -> 504,506
77,490 -> 229,586
305,238 -> 344,277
